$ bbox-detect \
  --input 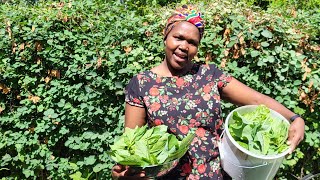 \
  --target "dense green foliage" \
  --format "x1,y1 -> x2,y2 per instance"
0,0 -> 319,179
242,0 -> 320,10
